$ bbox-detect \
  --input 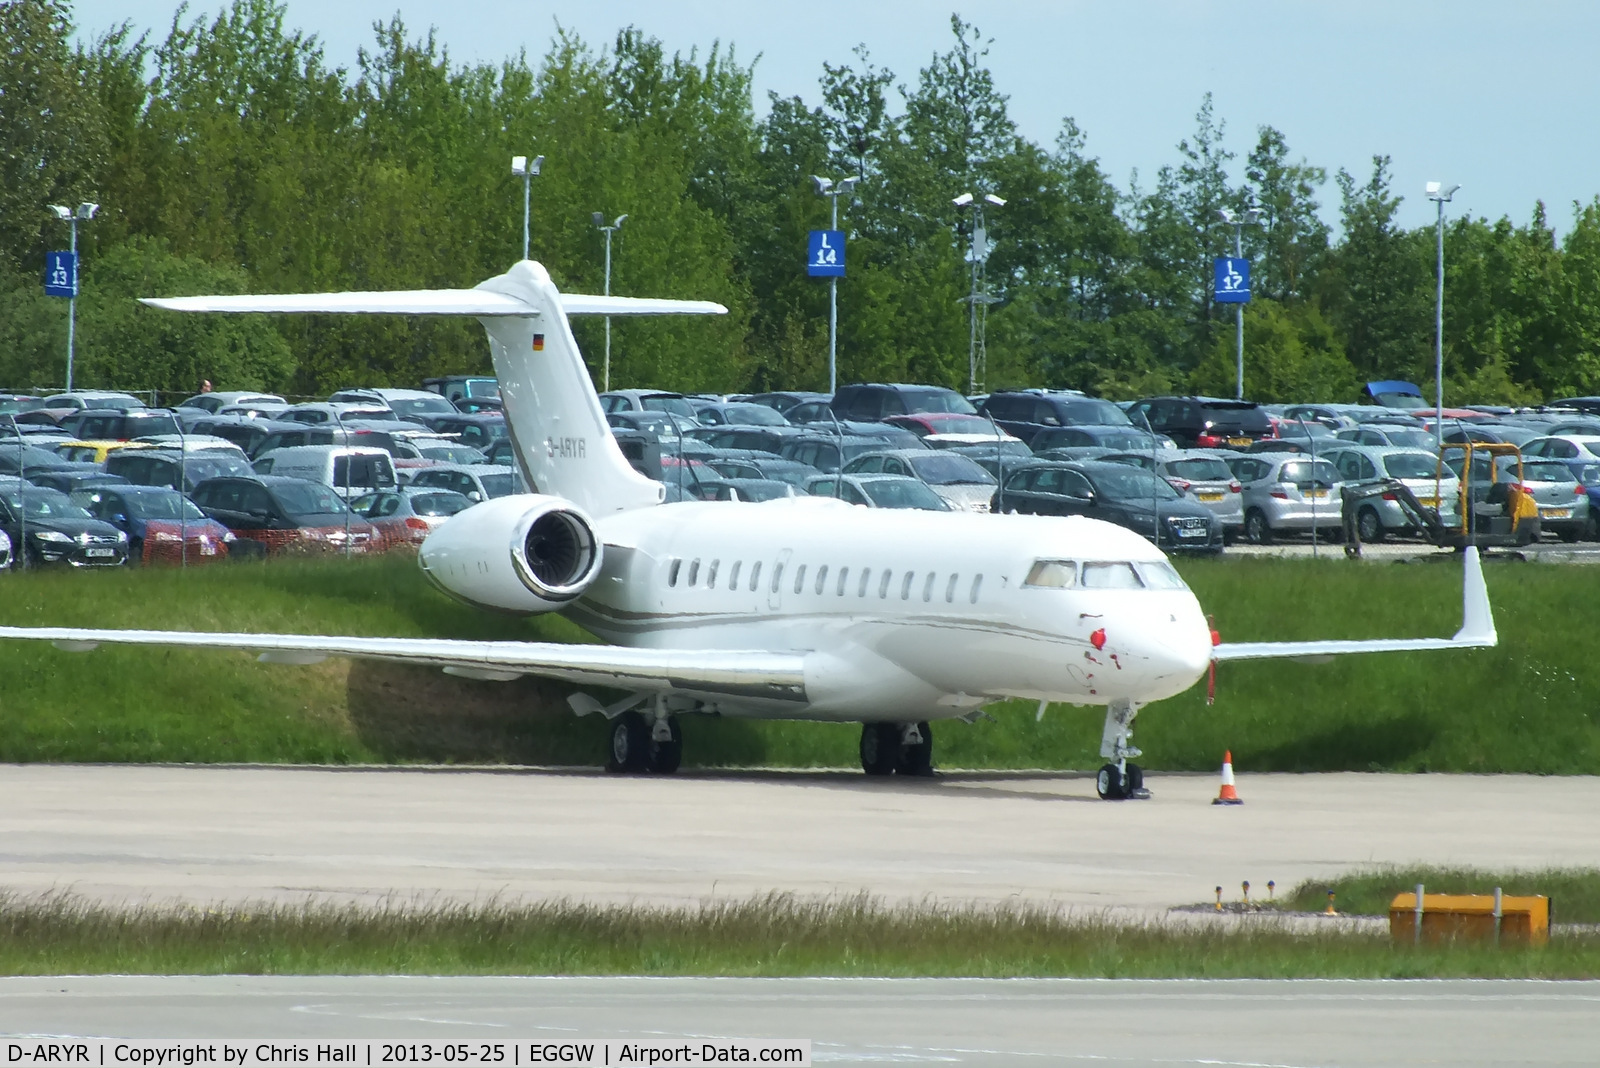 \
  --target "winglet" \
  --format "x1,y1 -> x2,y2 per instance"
1451,546 -> 1497,647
